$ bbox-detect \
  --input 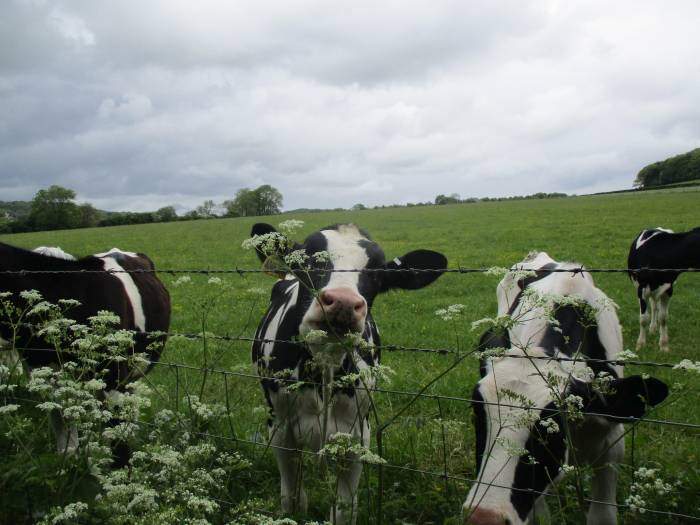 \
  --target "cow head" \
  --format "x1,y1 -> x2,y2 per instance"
250,223 -> 447,340
464,349 -> 668,525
